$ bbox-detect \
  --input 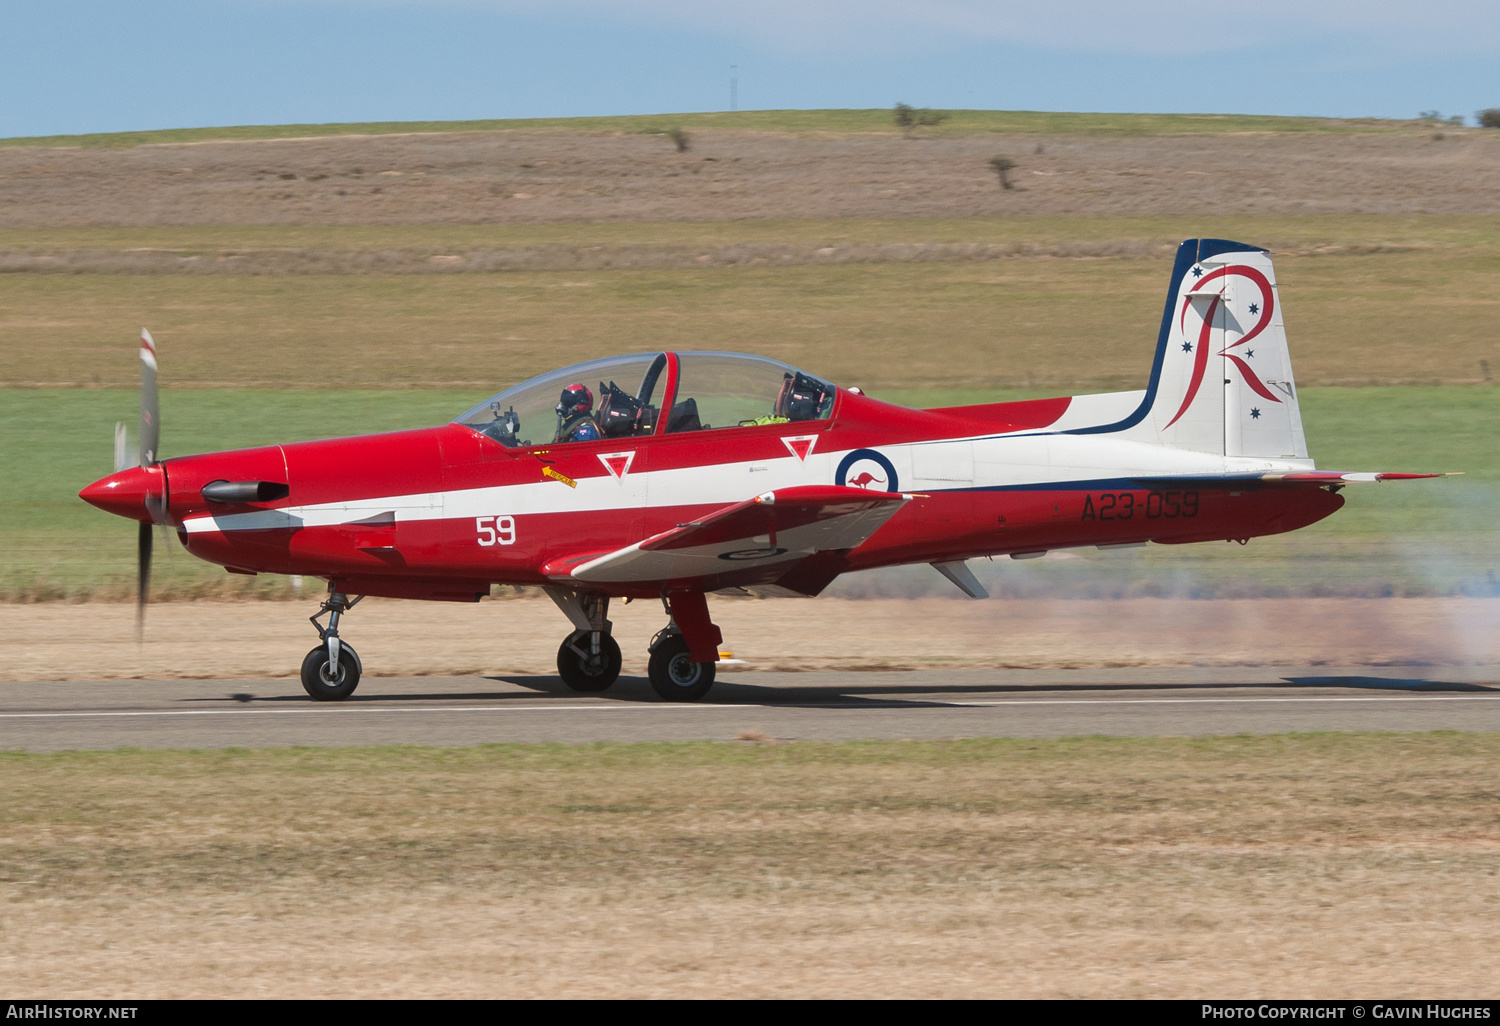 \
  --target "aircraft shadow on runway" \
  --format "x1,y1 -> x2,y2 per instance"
193,677 -> 970,708
447,672 -> 1500,707
1280,675 -> 1495,692
187,672 -> 1496,707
